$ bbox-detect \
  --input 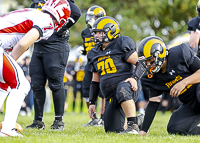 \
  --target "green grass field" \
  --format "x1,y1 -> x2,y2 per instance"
0,112 -> 200,143
0,87 -> 200,142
